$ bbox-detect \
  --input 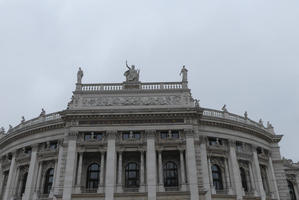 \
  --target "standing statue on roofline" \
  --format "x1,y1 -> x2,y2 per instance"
180,65 -> 188,82
124,61 -> 140,82
77,67 -> 84,84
